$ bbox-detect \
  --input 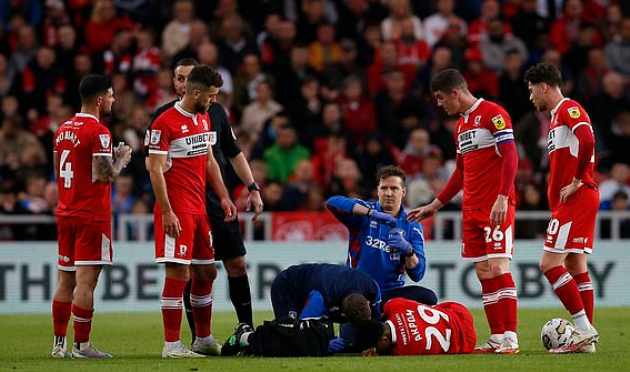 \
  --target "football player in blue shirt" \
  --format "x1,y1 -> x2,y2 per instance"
326,165 -> 437,307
